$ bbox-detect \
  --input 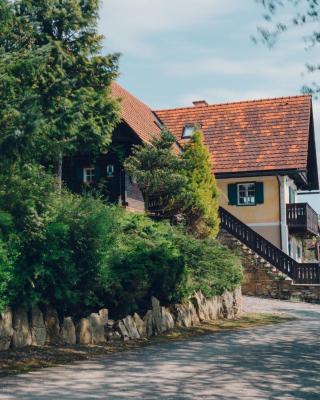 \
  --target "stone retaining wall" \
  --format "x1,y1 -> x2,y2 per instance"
219,230 -> 320,303
0,288 -> 242,351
